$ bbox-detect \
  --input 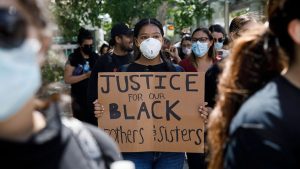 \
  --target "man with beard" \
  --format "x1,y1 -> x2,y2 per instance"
86,23 -> 134,126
